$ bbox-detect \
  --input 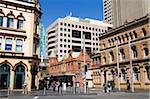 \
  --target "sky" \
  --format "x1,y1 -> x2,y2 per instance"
39,0 -> 104,28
